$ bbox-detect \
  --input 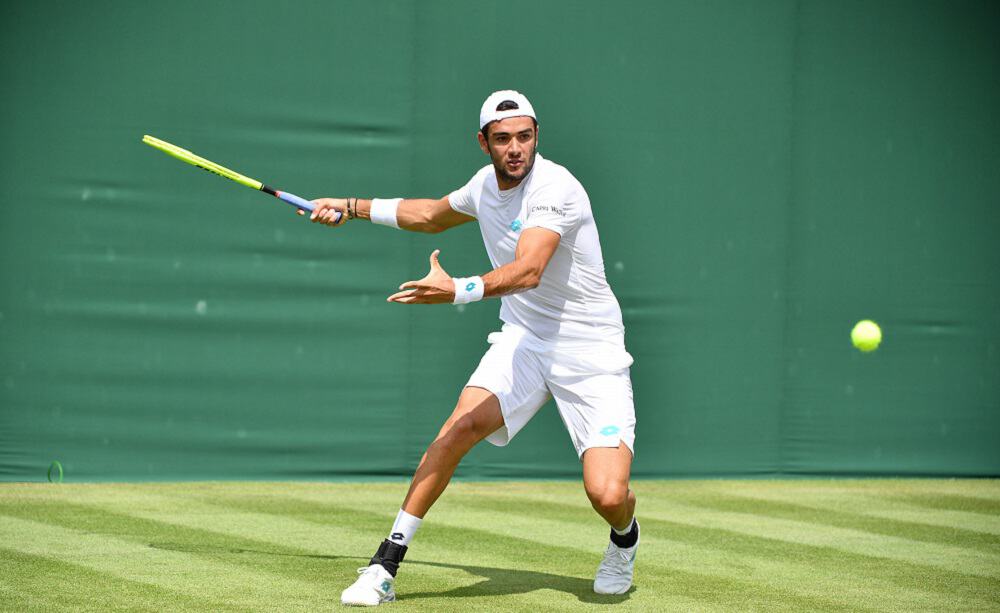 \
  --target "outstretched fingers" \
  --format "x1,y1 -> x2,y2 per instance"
387,249 -> 454,304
